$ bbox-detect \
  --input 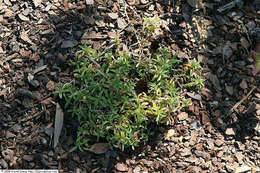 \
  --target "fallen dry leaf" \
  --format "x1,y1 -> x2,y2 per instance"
53,102 -> 64,148
89,143 -> 109,154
